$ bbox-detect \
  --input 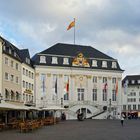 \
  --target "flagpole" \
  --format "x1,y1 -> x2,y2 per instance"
74,18 -> 75,44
